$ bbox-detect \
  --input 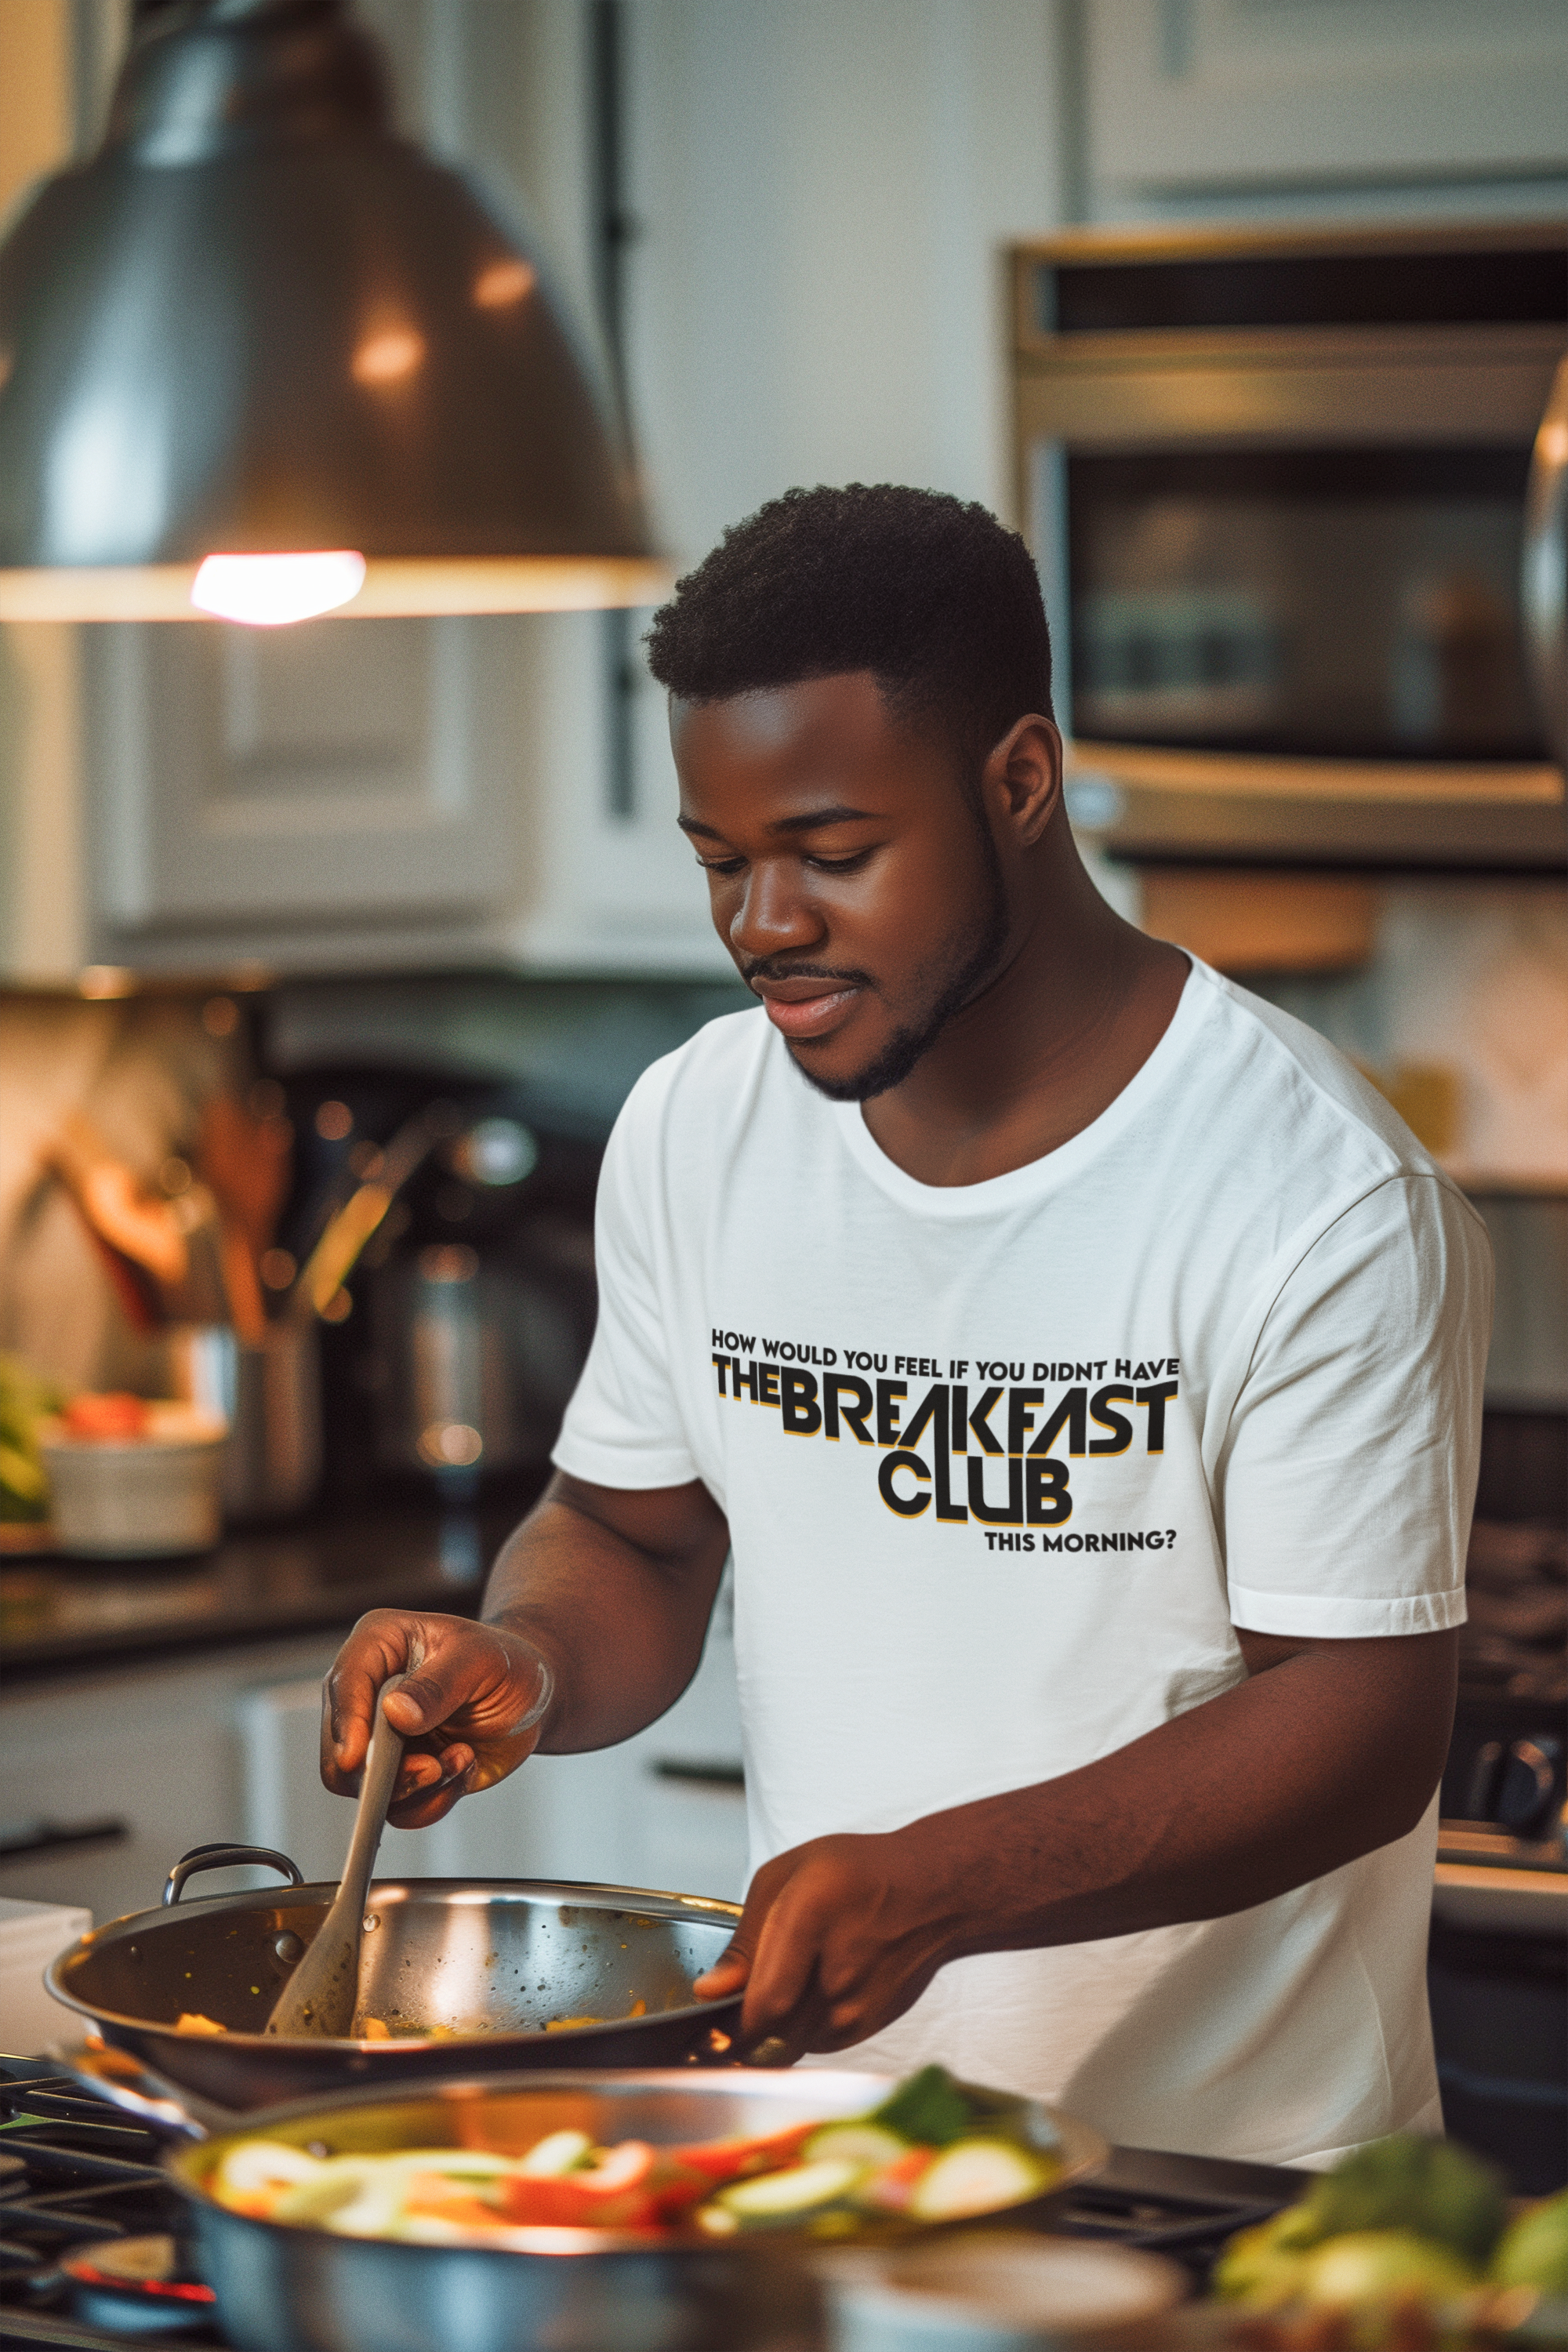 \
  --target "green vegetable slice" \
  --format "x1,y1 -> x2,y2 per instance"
712,2157 -> 866,2227
804,2123 -> 909,2169
907,2139 -> 1049,2222
1212,2209 -> 1316,2307
516,2129 -> 593,2178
